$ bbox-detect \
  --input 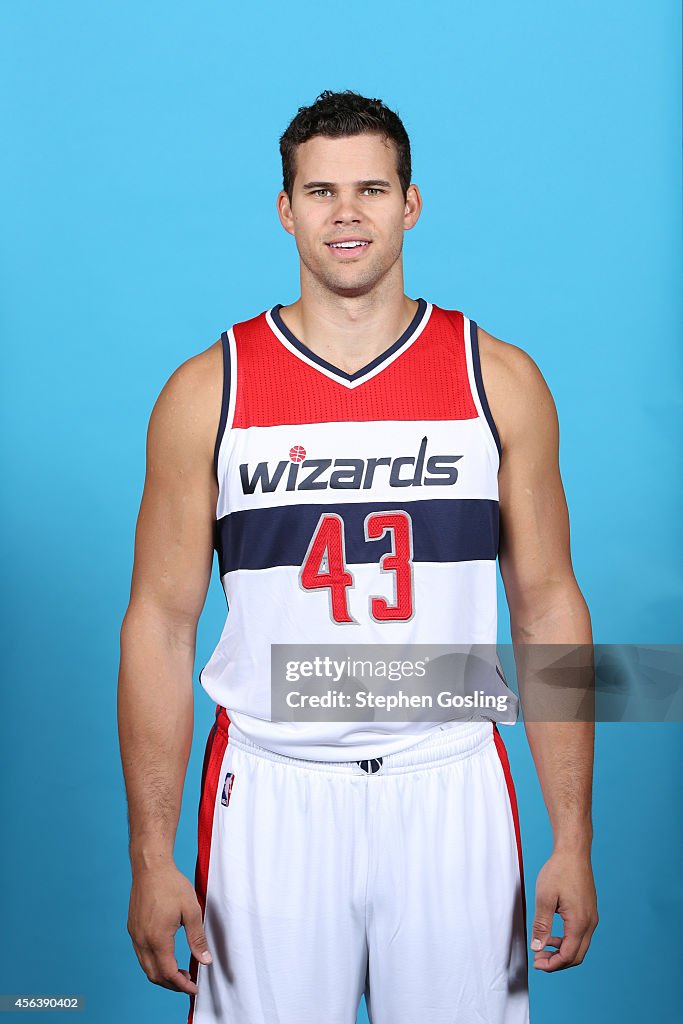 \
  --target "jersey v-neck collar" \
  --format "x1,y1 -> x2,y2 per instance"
264,297 -> 432,390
